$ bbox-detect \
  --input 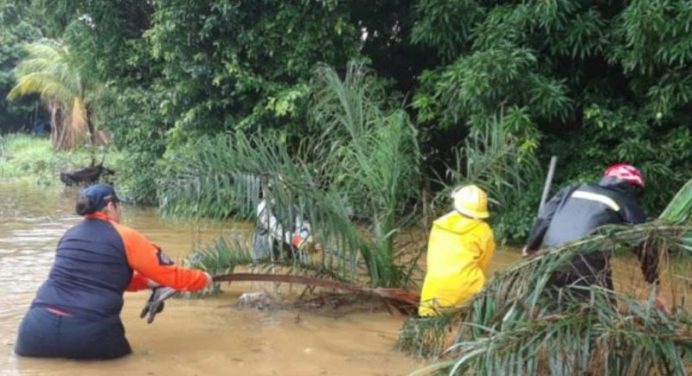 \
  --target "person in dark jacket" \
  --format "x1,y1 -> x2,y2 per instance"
14,184 -> 212,360
523,163 -> 667,309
